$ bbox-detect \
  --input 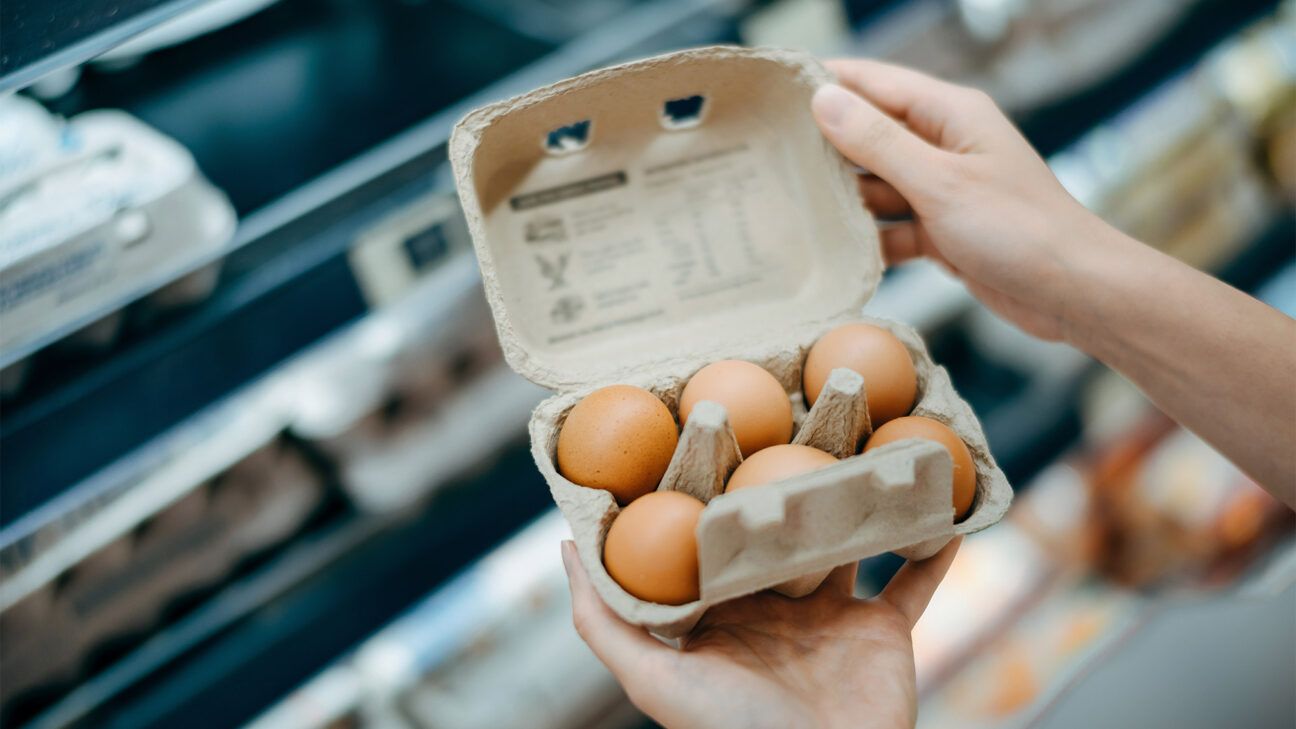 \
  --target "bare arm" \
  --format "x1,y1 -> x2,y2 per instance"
1067,234 -> 1296,505
812,59 -> 1296,507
